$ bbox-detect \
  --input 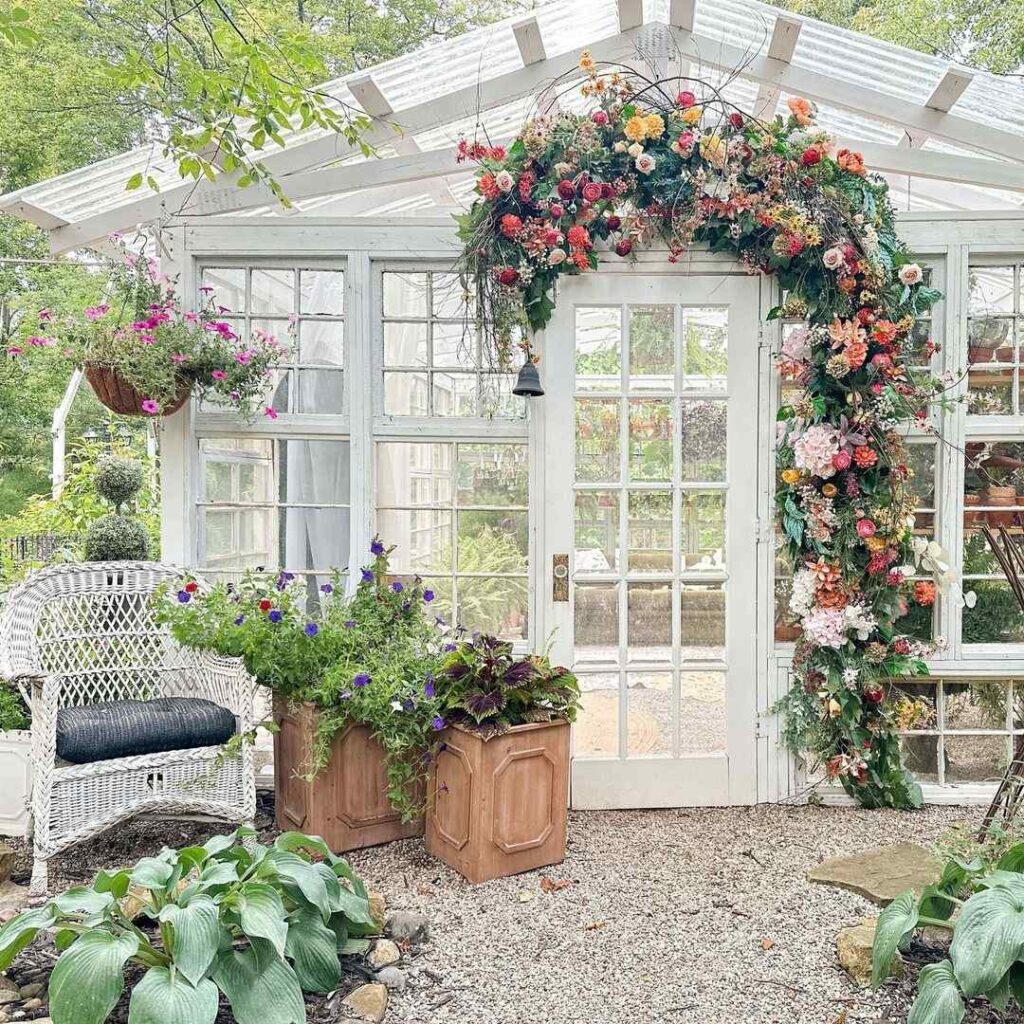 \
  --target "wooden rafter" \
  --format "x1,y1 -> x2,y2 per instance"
753,16 -> 802,120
